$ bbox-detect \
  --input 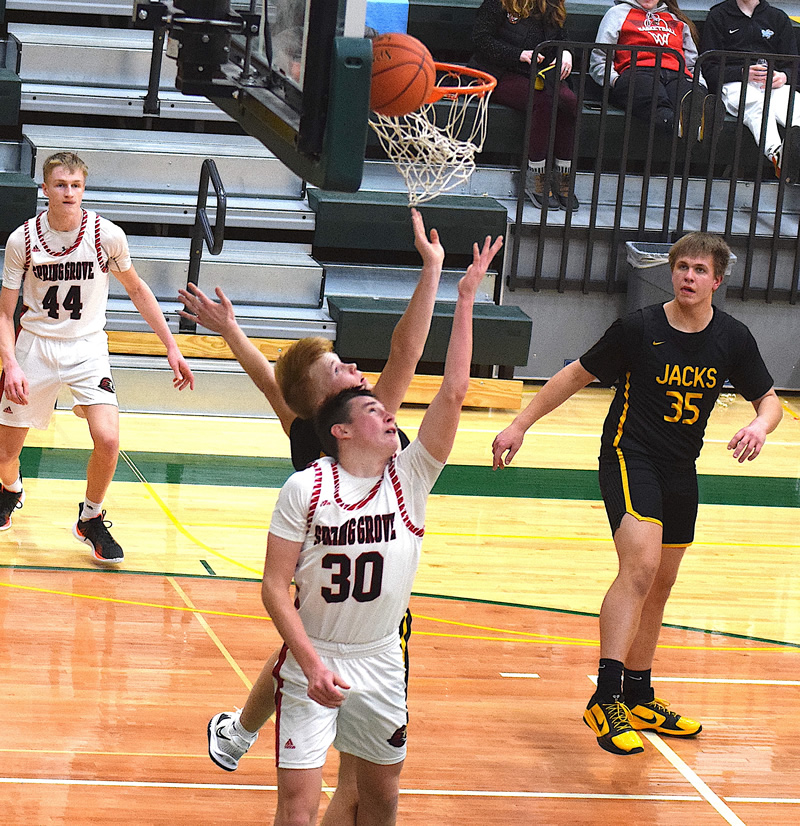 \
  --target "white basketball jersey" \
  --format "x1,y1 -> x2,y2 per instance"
271,440 -> 444,645
16,210 -> 113,339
